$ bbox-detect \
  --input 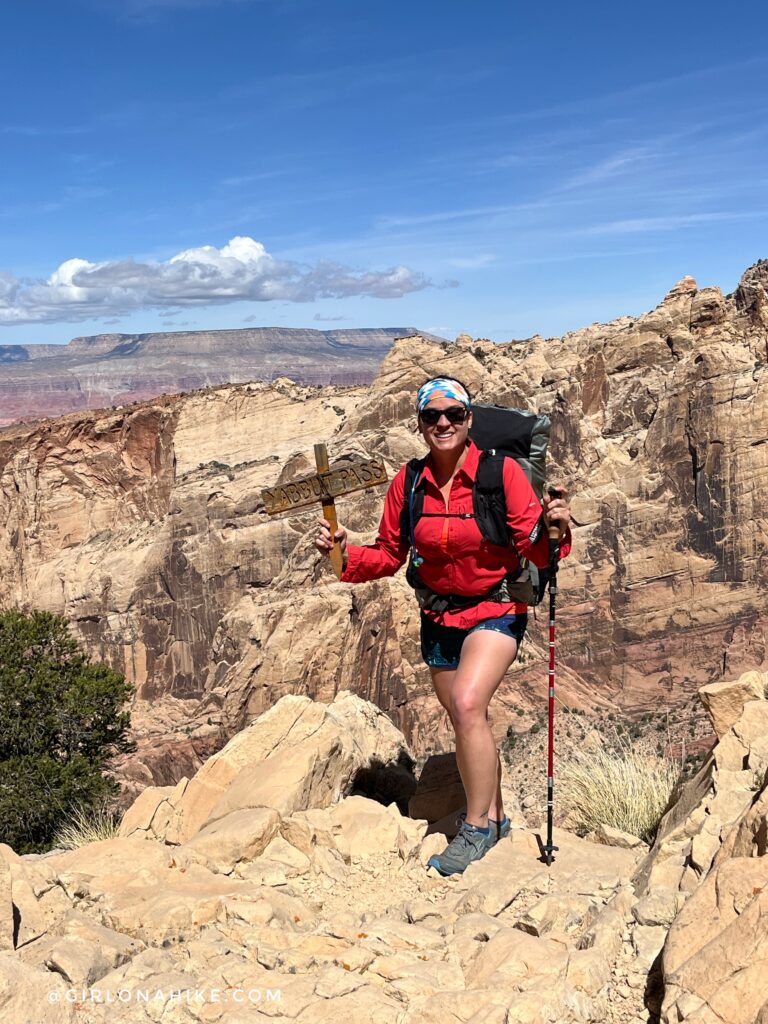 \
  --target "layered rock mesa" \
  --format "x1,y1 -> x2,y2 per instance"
0,261 -> 766,793
0,326 -> 435,426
